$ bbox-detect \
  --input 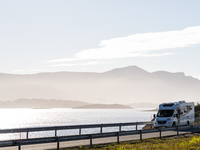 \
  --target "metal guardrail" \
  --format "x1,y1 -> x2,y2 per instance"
1,119 -> 200,150
0,121 -> 151,138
